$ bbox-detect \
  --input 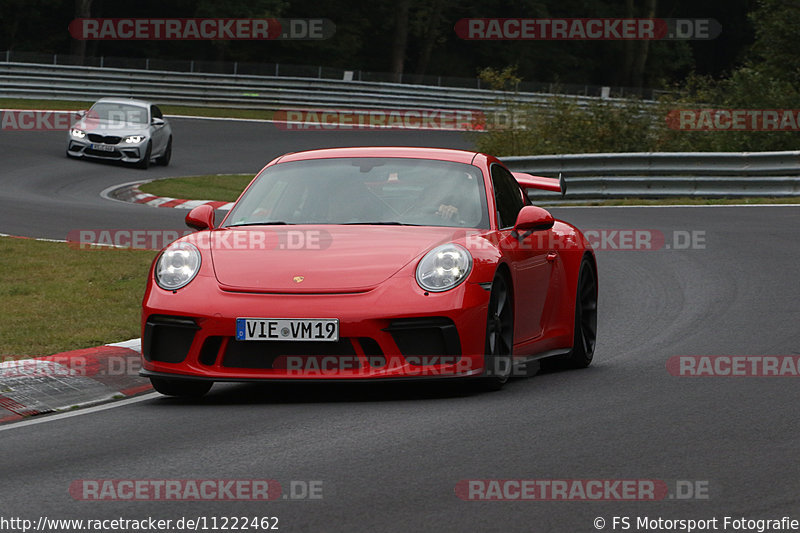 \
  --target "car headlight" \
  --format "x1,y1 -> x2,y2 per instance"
416,243 -> 472,292
155,242 -> 201,290
124,135 -> 146,143
70,128 -> 85,138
